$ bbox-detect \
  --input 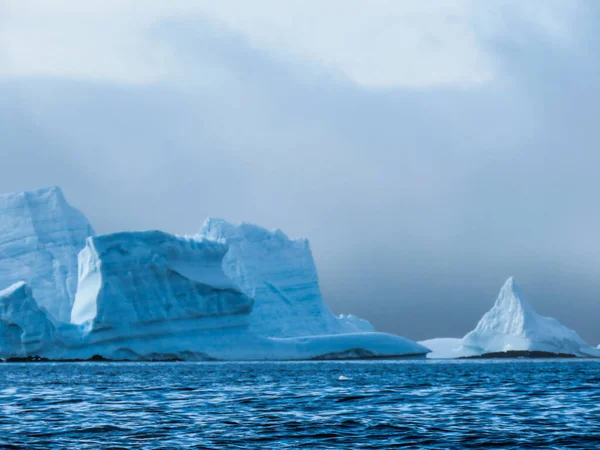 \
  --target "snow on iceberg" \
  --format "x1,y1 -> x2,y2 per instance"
420,277 -> 600,358
0,282 -> 59,358
0,186 -> 94,323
